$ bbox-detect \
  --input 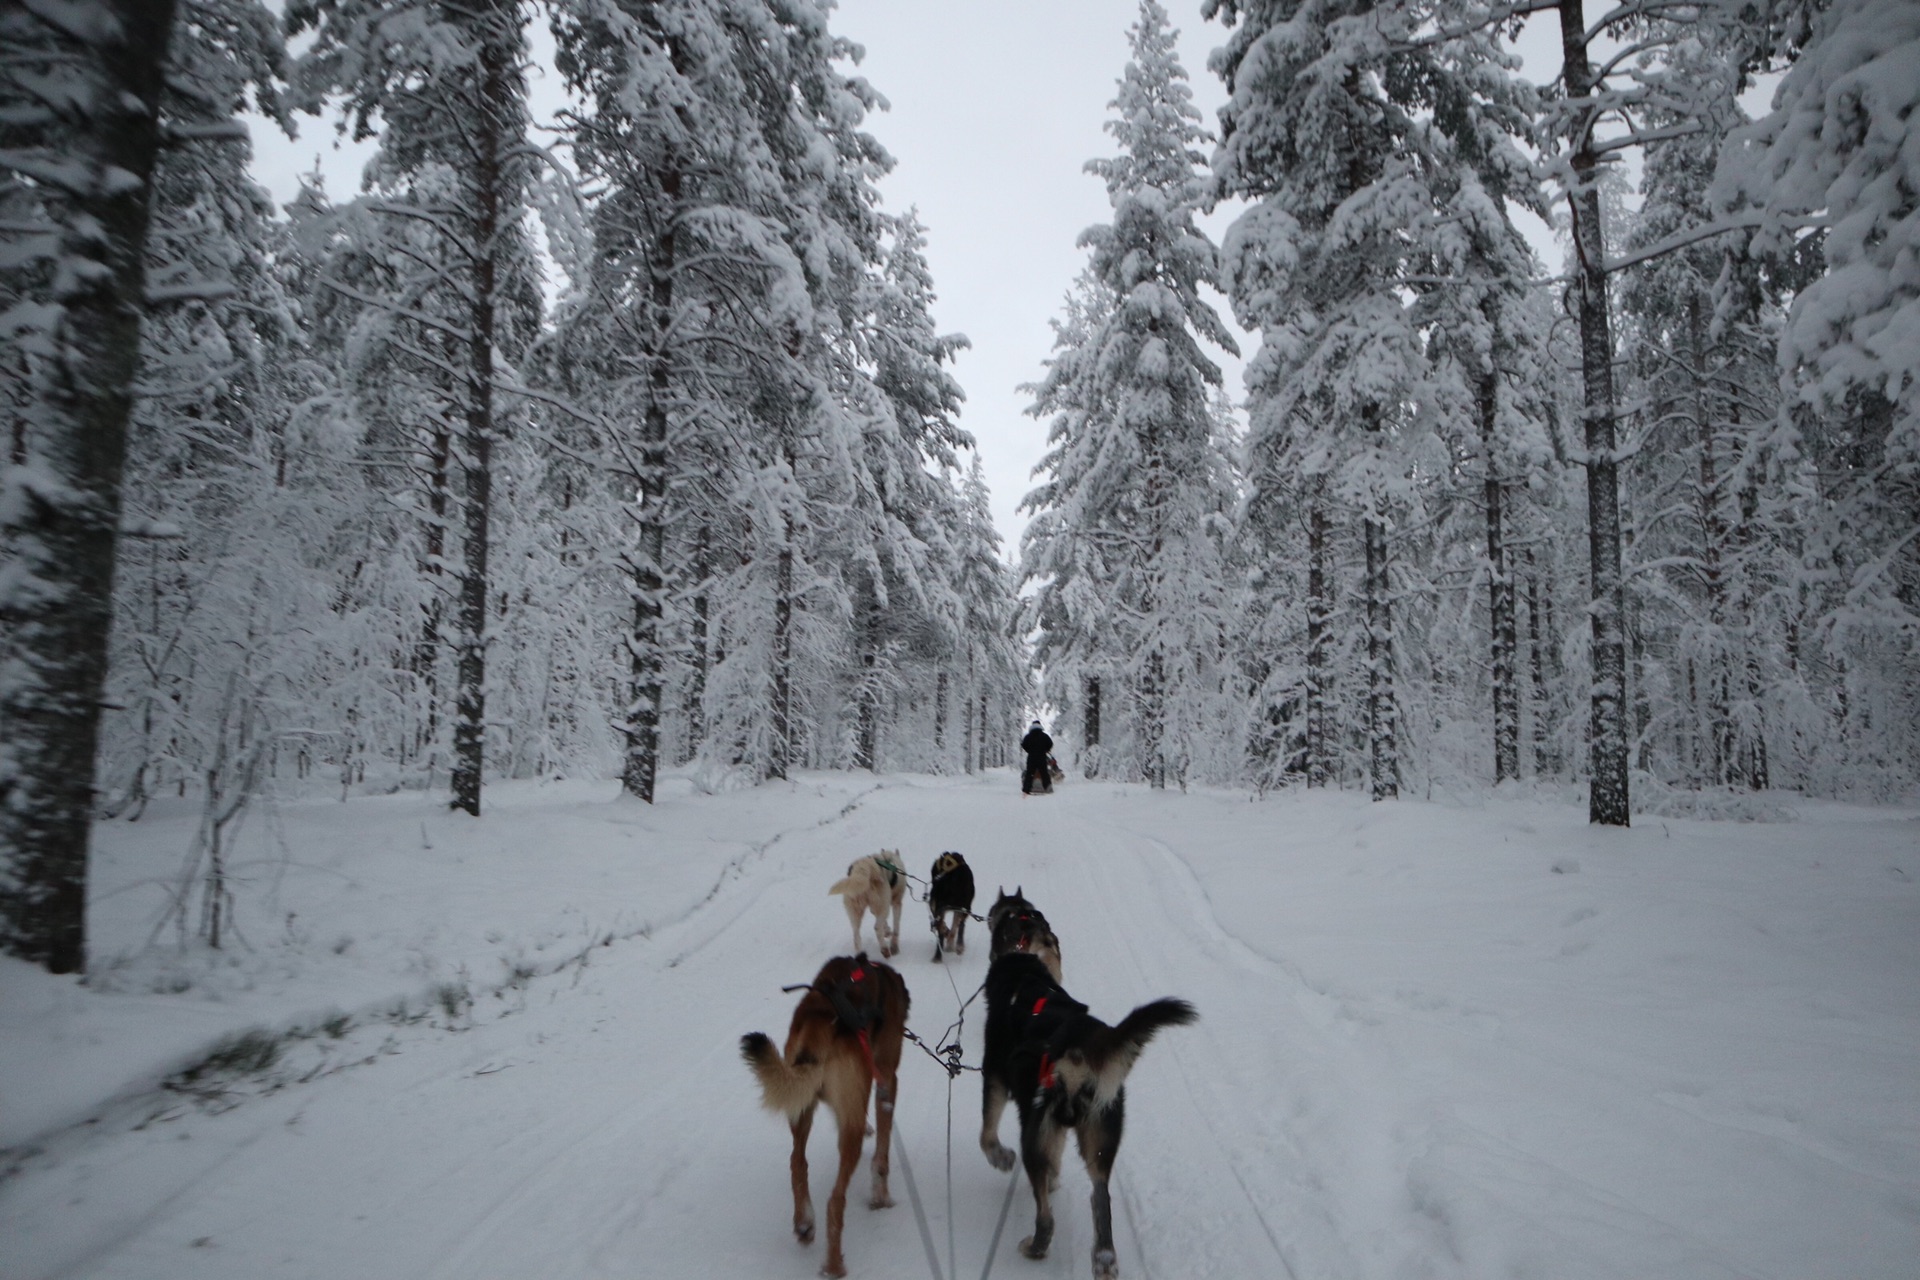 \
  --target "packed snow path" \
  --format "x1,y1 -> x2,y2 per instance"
4,772 -> 1917,1279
